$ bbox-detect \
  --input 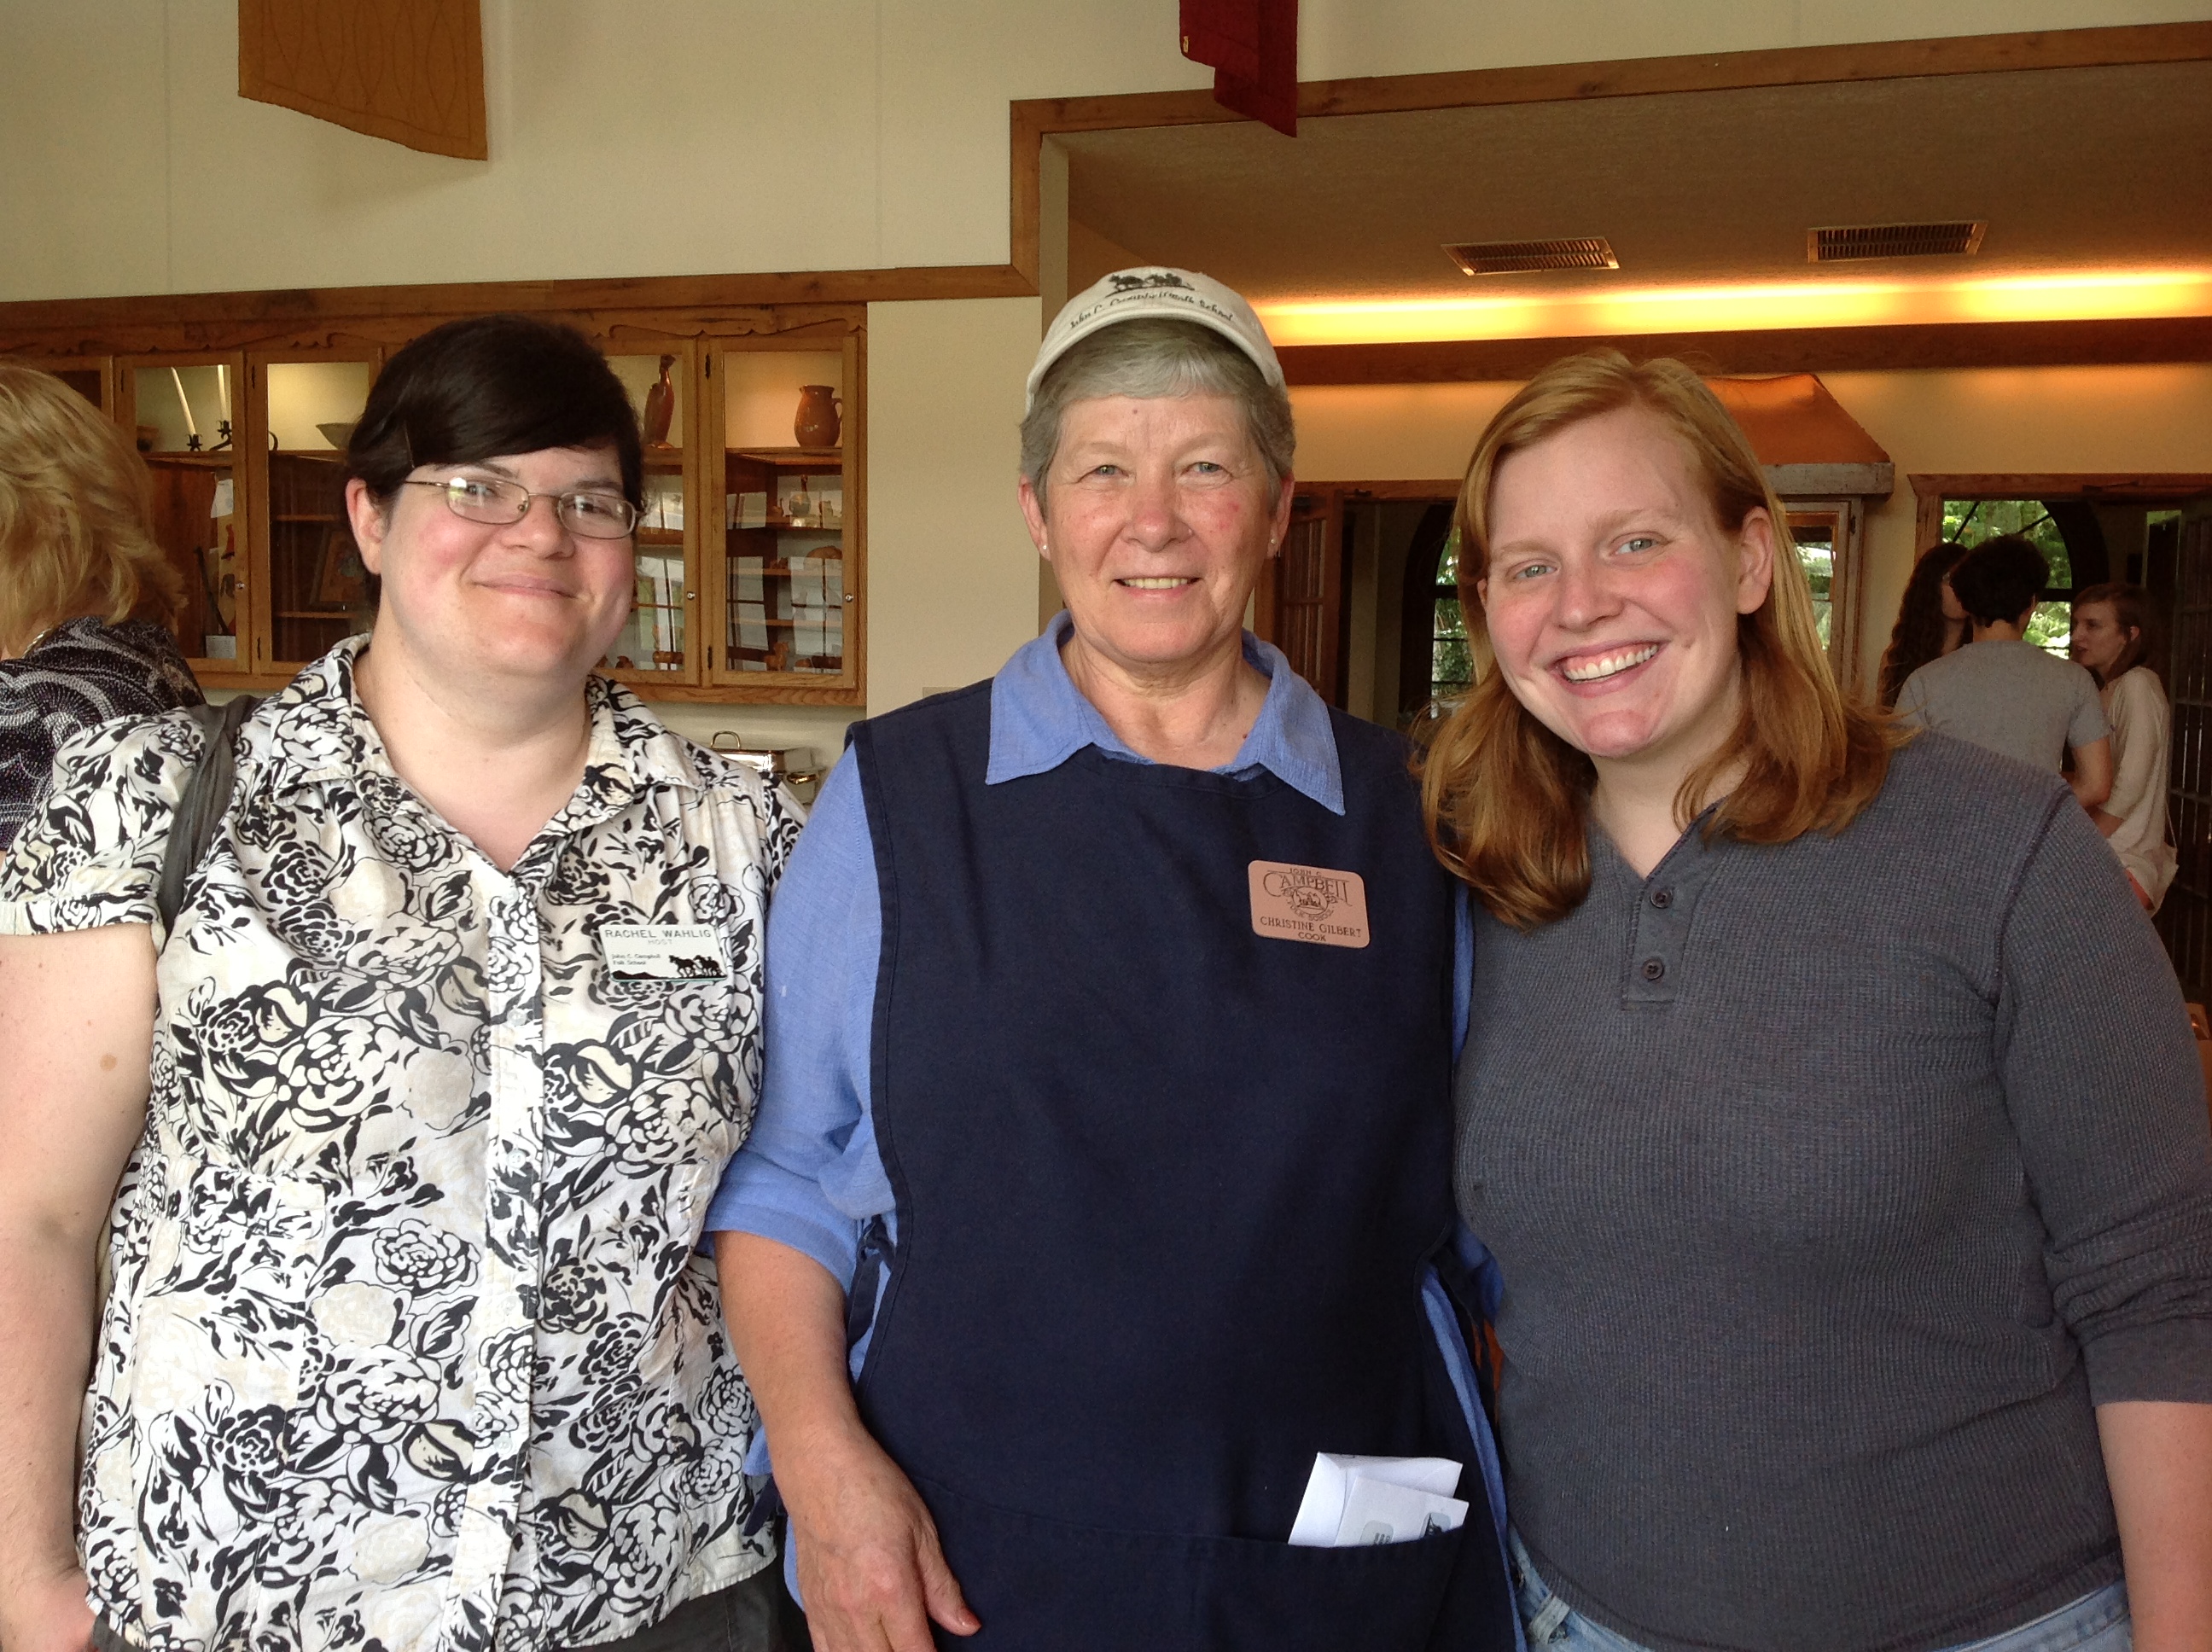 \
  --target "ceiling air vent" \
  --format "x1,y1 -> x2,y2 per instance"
1444,236 -> 1619,276
1808,221 -> 1986,261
